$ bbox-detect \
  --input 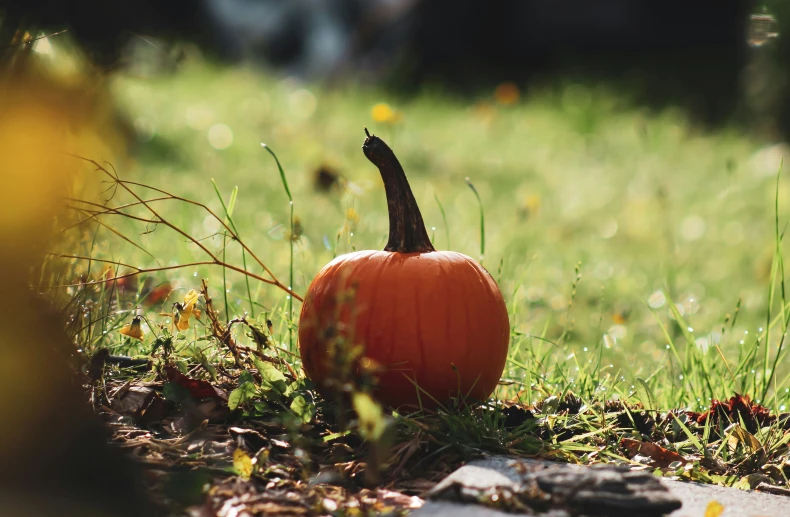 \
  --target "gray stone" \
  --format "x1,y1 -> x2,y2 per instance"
414,457 -> 790,517
530,463 -> 681,516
